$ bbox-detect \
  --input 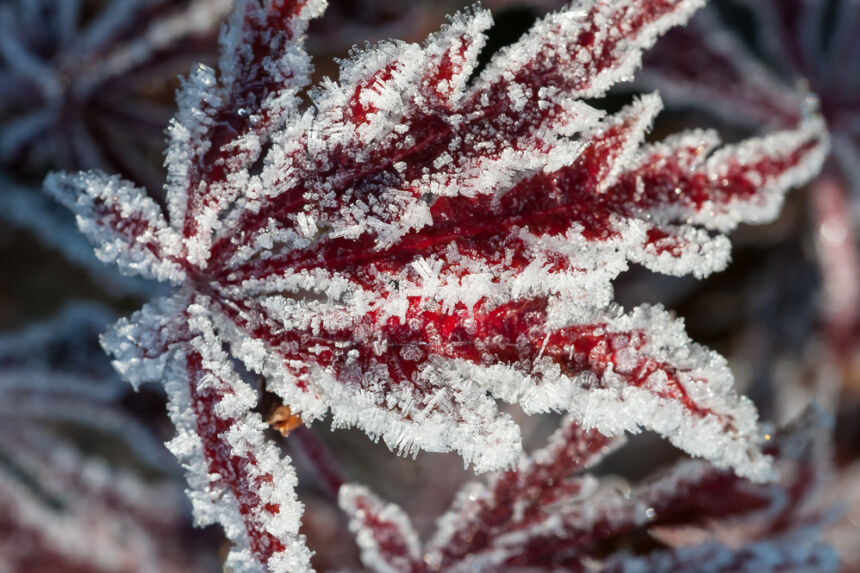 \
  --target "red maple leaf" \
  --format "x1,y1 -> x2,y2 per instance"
341,407 -> 837,571
45,0 -> 827,569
